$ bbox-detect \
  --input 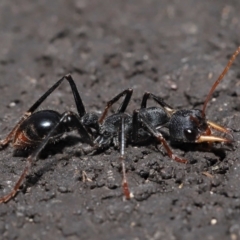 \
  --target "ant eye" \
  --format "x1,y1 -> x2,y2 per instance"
184,128 -> 197,141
